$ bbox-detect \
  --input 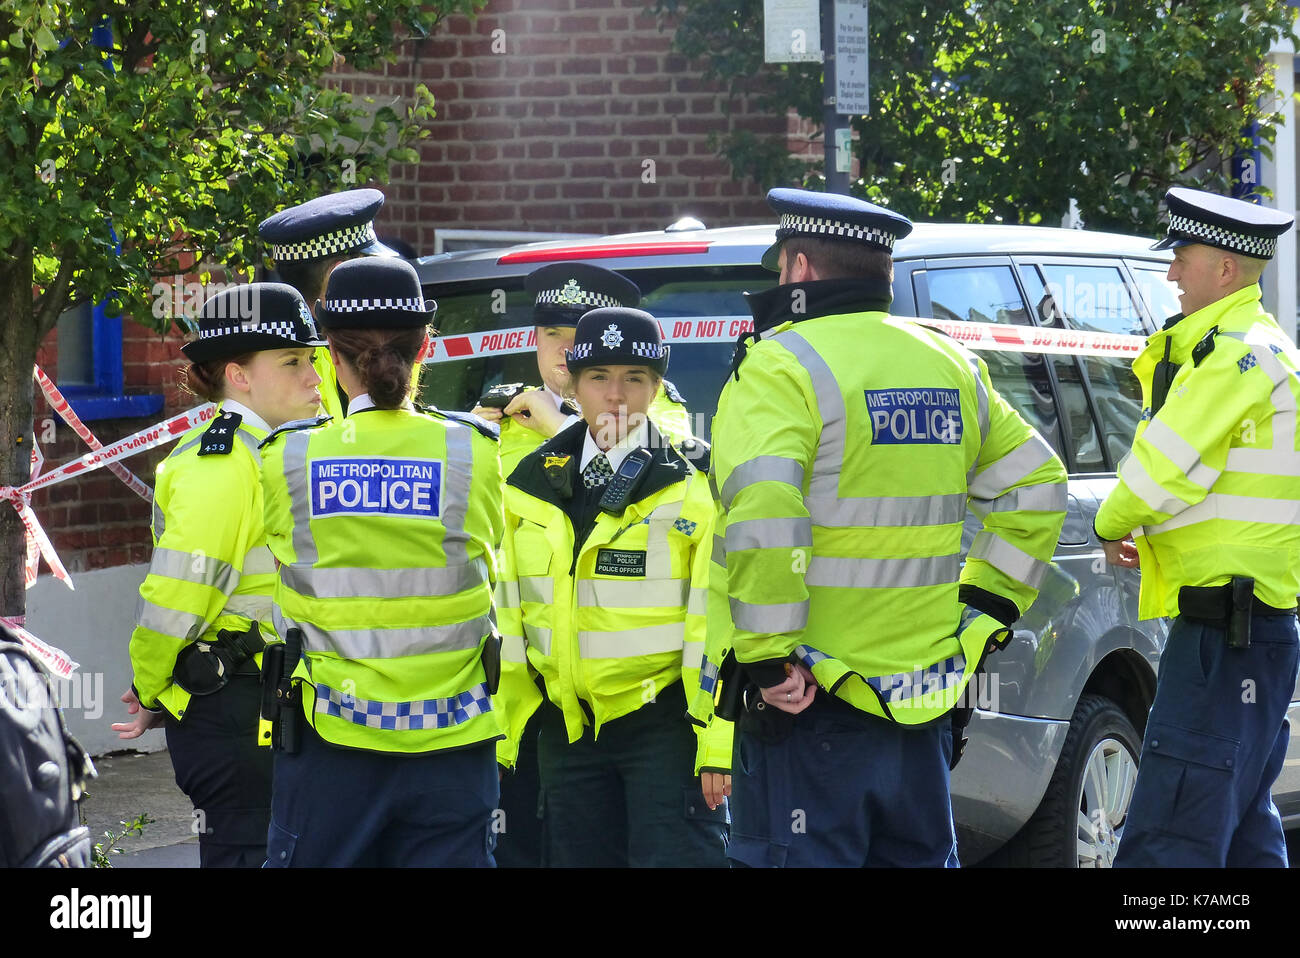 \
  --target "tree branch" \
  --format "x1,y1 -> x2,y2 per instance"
33,252 -> 77,339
